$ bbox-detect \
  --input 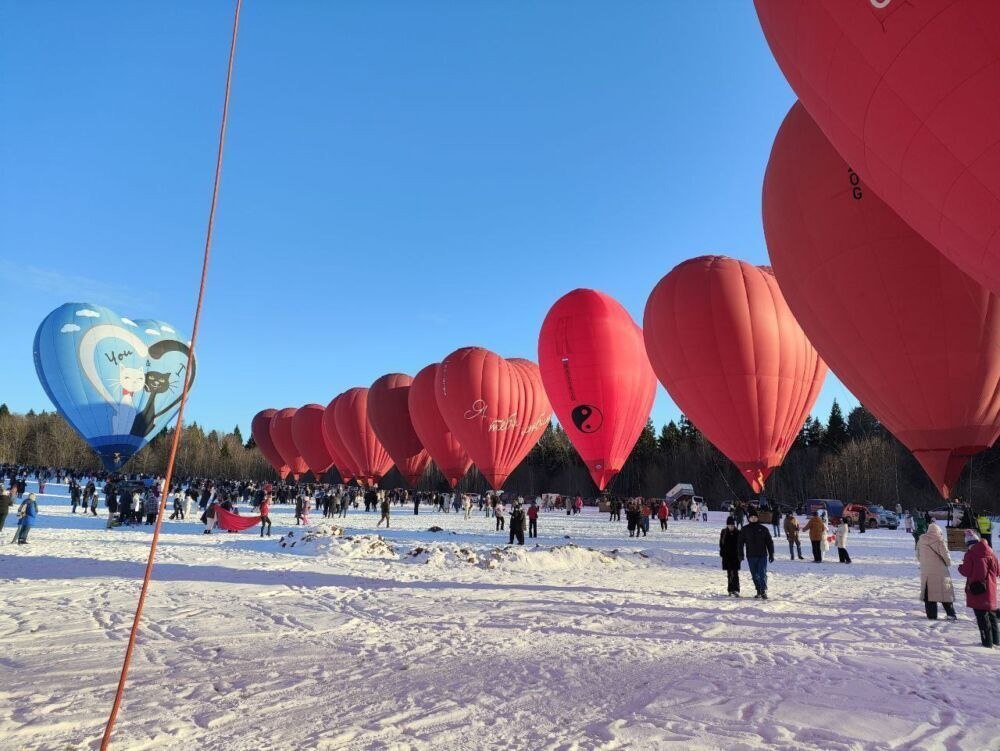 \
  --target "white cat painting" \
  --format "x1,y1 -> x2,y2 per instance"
109,364 -> 145,434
